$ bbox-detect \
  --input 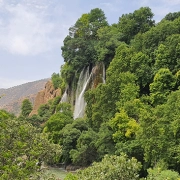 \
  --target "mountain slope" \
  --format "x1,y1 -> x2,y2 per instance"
0,79 -> 49,115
